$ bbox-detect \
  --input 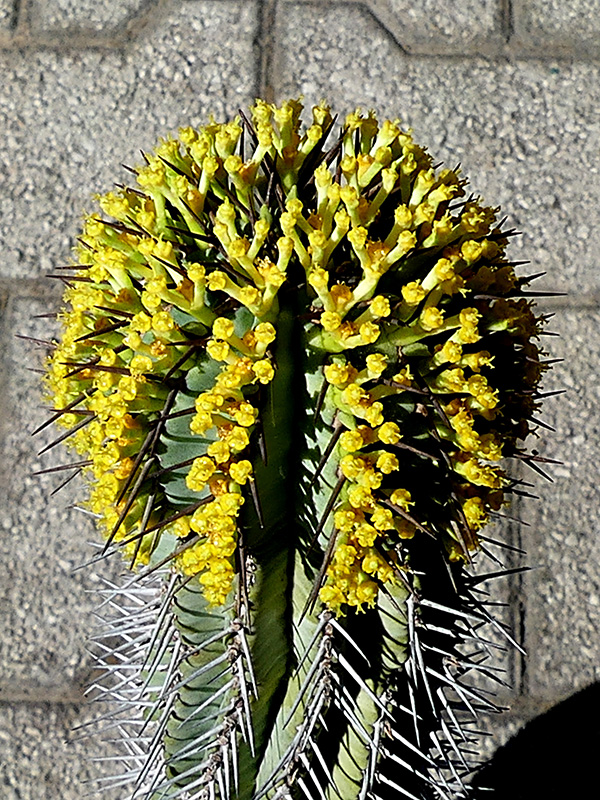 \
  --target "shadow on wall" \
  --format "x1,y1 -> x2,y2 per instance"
471,682 -> 600,798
